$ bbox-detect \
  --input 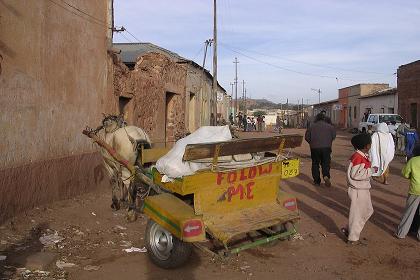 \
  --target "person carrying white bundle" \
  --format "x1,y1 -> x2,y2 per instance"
370,123 -> 395,185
